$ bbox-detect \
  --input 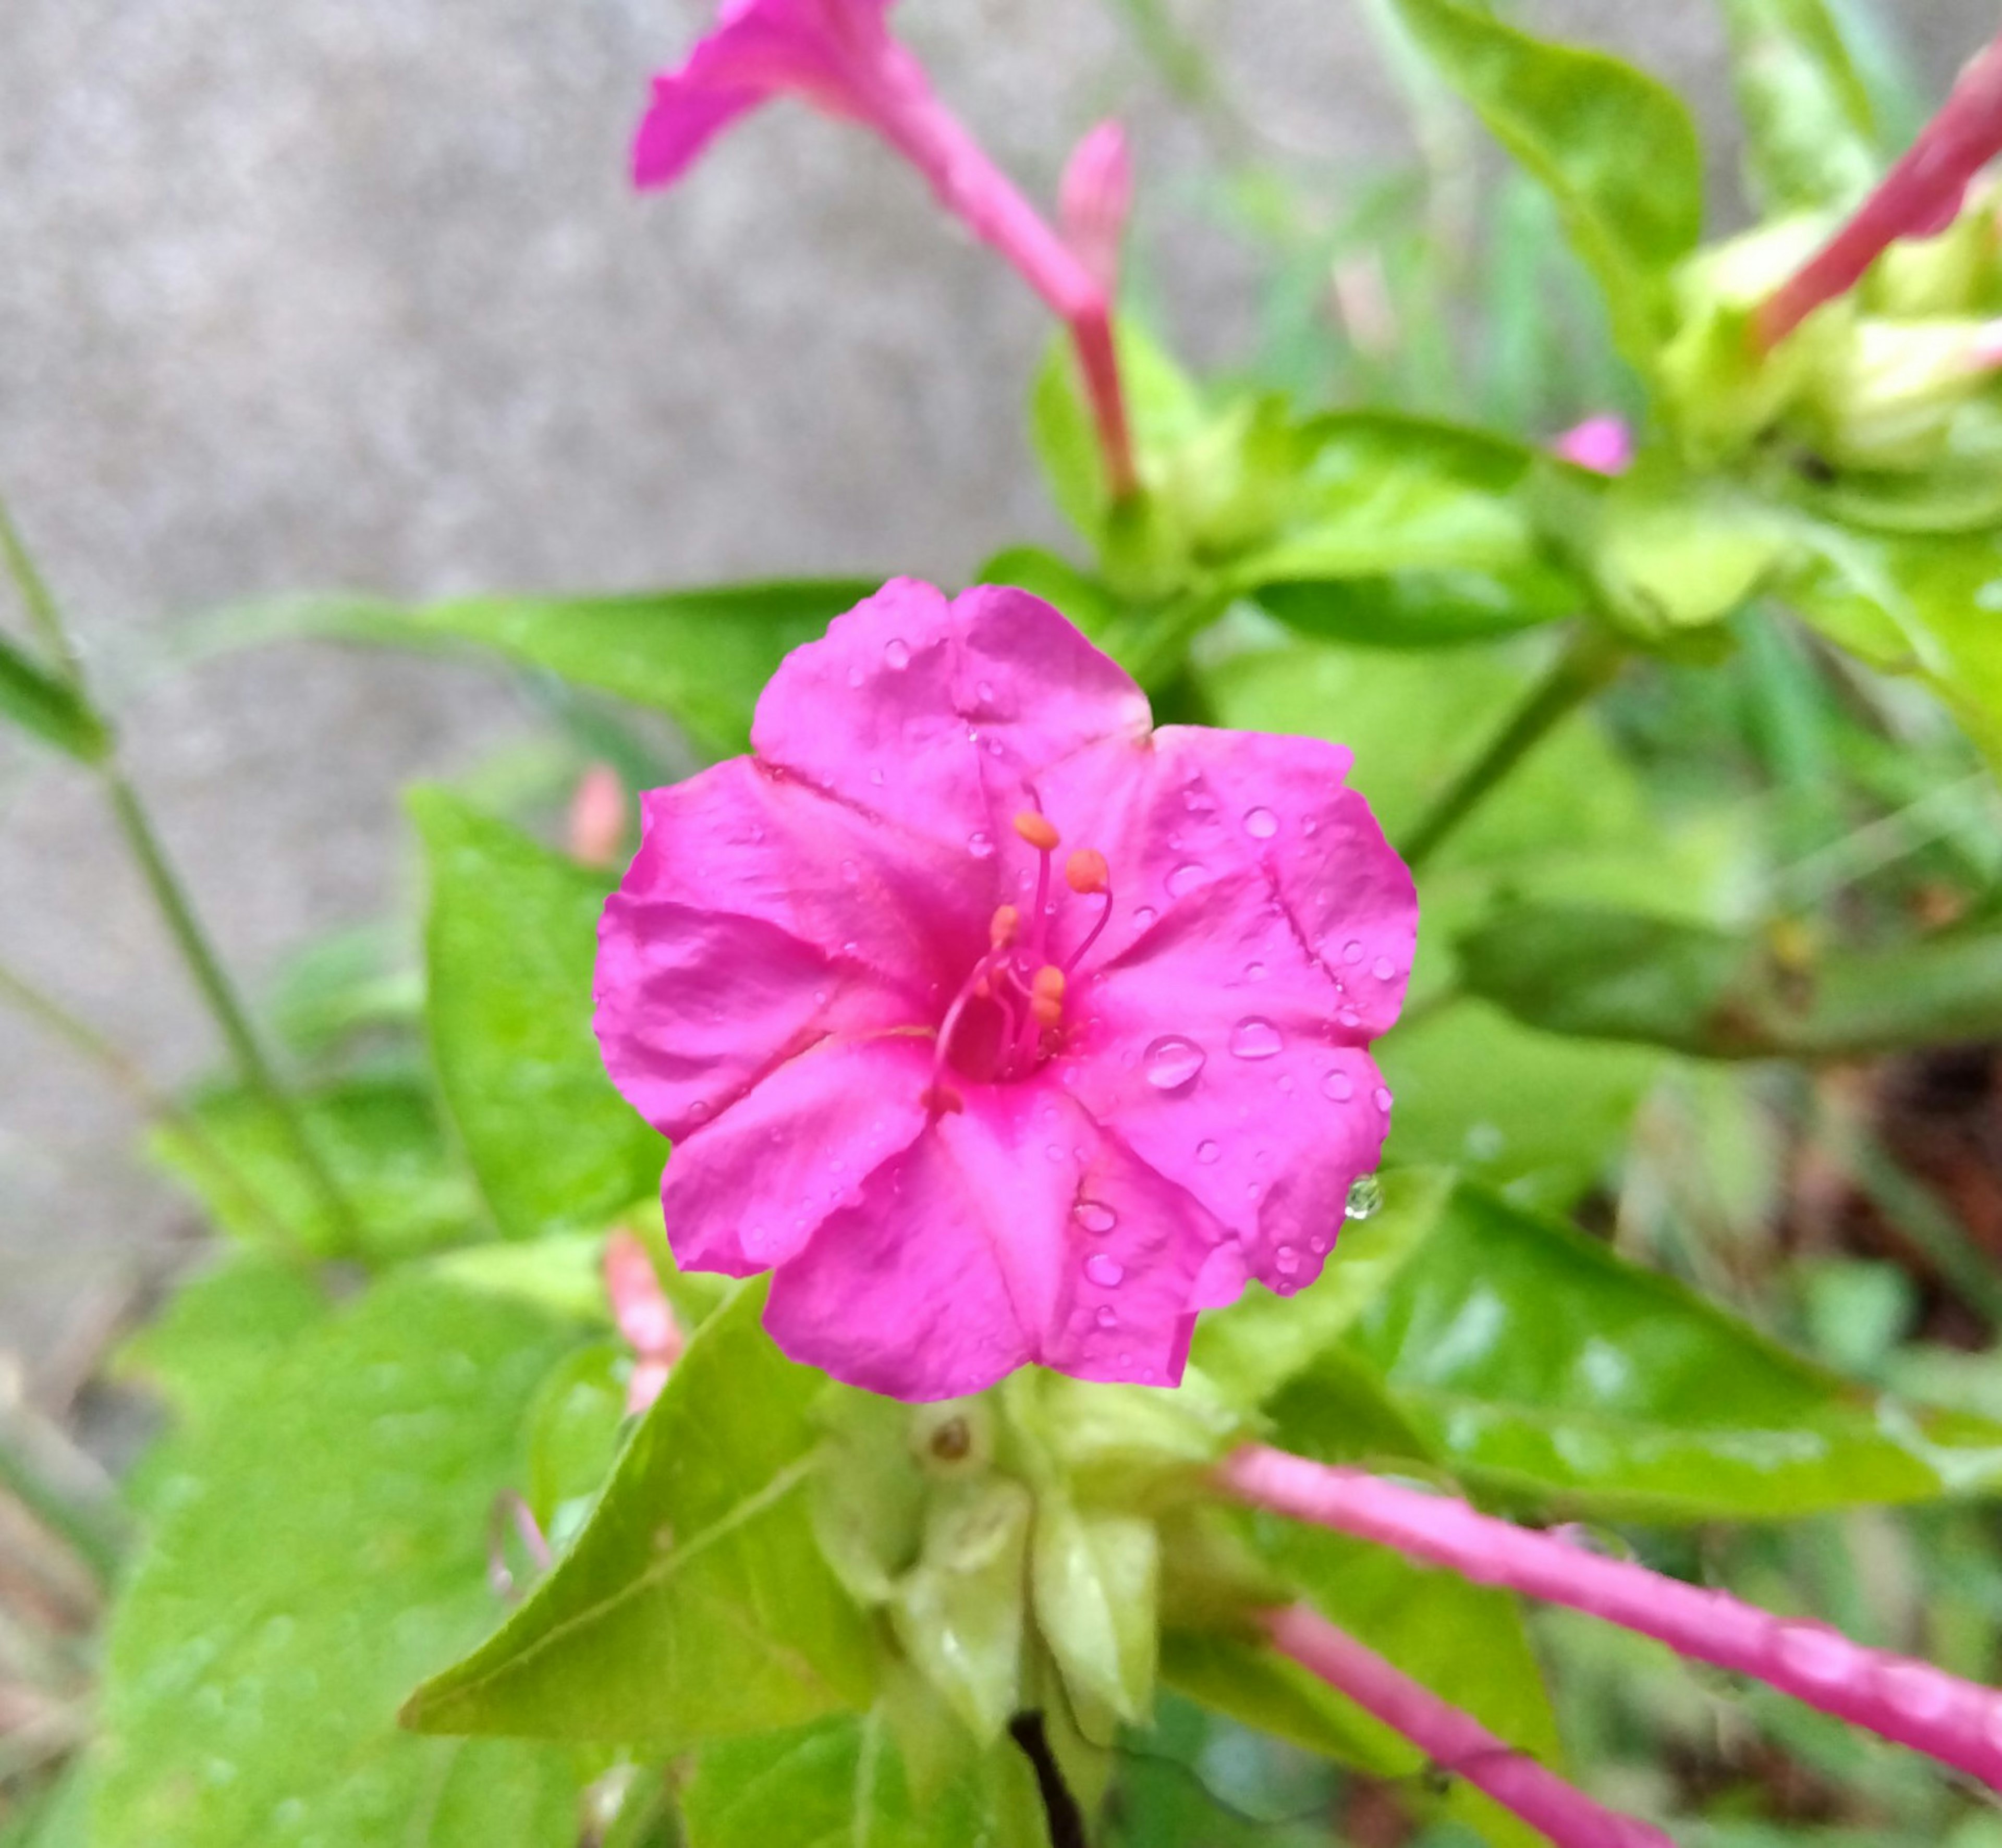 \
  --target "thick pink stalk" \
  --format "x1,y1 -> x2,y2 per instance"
1223,1446 -> 2002,1790
1264,1604 -> 1674,1847
1759,29 -> 2002,349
